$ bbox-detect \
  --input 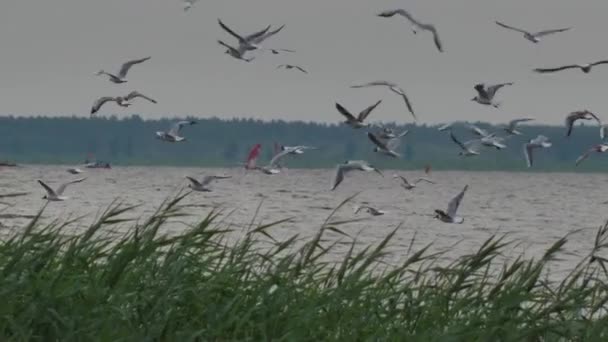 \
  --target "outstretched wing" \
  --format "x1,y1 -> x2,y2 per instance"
186,176 -> 202,187
367,132 -> 389,150
217,19 -> 246,44
533,65 -> 580,73
449,131 -> 468,151
37,180 -> 57,197
486,82 -> 513,97
243,24 -> 272,43
124,91 -> 157,104
169,120 -> 196,136
575,148 -> 594,166
56,178 -> 86,196
378,9 -> 423,27
335,103 -> 357,121
447,185 -> 468,217
350,80 -> 396,89
91,96 -> 118,115
414,178 -> 435,184
590,60 -> 608,67
269,149 -> 290,167
118,56 -> 151,79
524,143 -> 534,168
358,100 -> 382,121
495,21 -> 529,34
331,165 -> 345,191
295,66 -> 308,74
508,118 -> 534,130
533,27 -> 571,37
